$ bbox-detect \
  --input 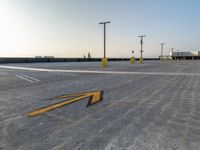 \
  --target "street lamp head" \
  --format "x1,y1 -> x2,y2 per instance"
138,35 -> 146,37
99,21 -> 111,24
